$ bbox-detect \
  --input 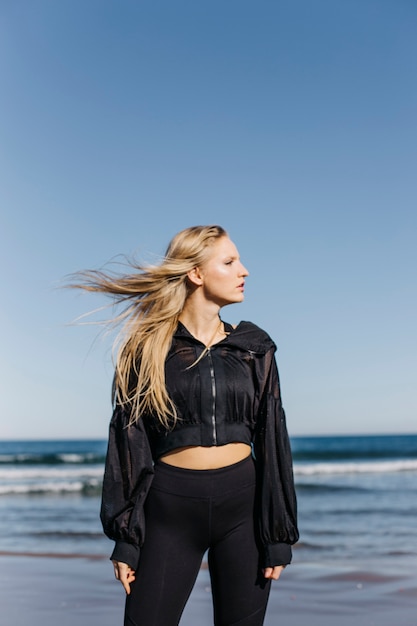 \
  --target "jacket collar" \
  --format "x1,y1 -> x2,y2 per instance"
173,320 -> 275,354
